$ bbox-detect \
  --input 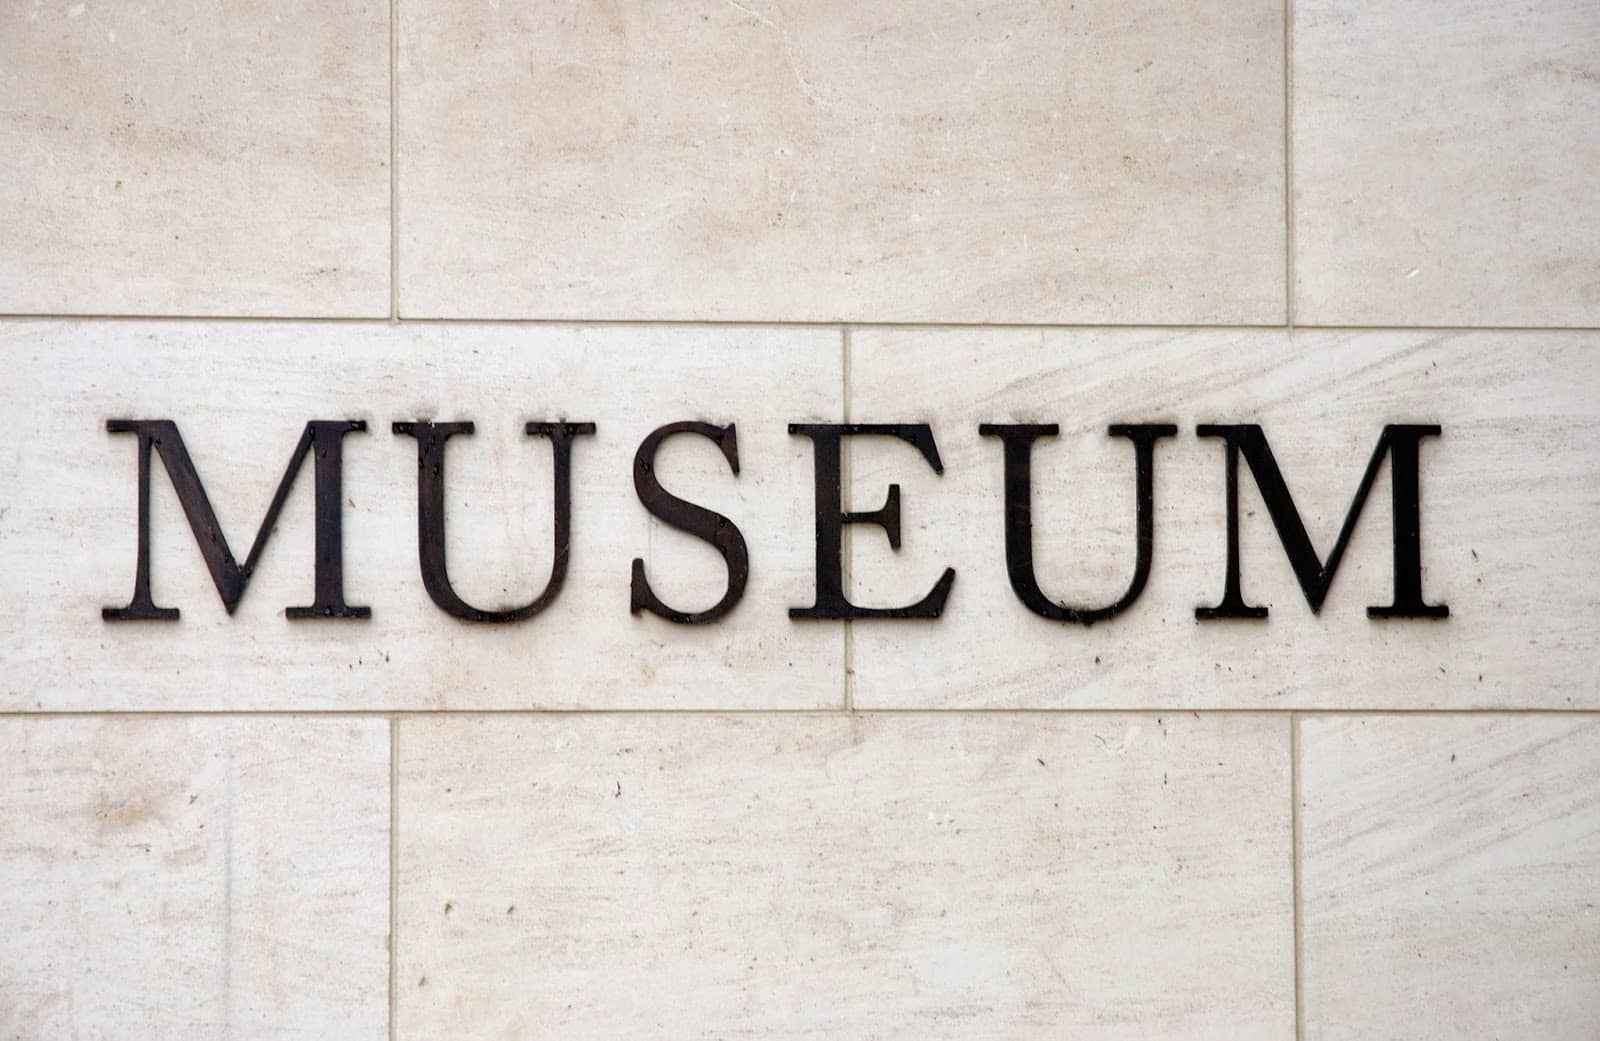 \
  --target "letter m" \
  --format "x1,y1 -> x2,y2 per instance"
1196,424 -> 1448,619
102,419 -> 367,621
